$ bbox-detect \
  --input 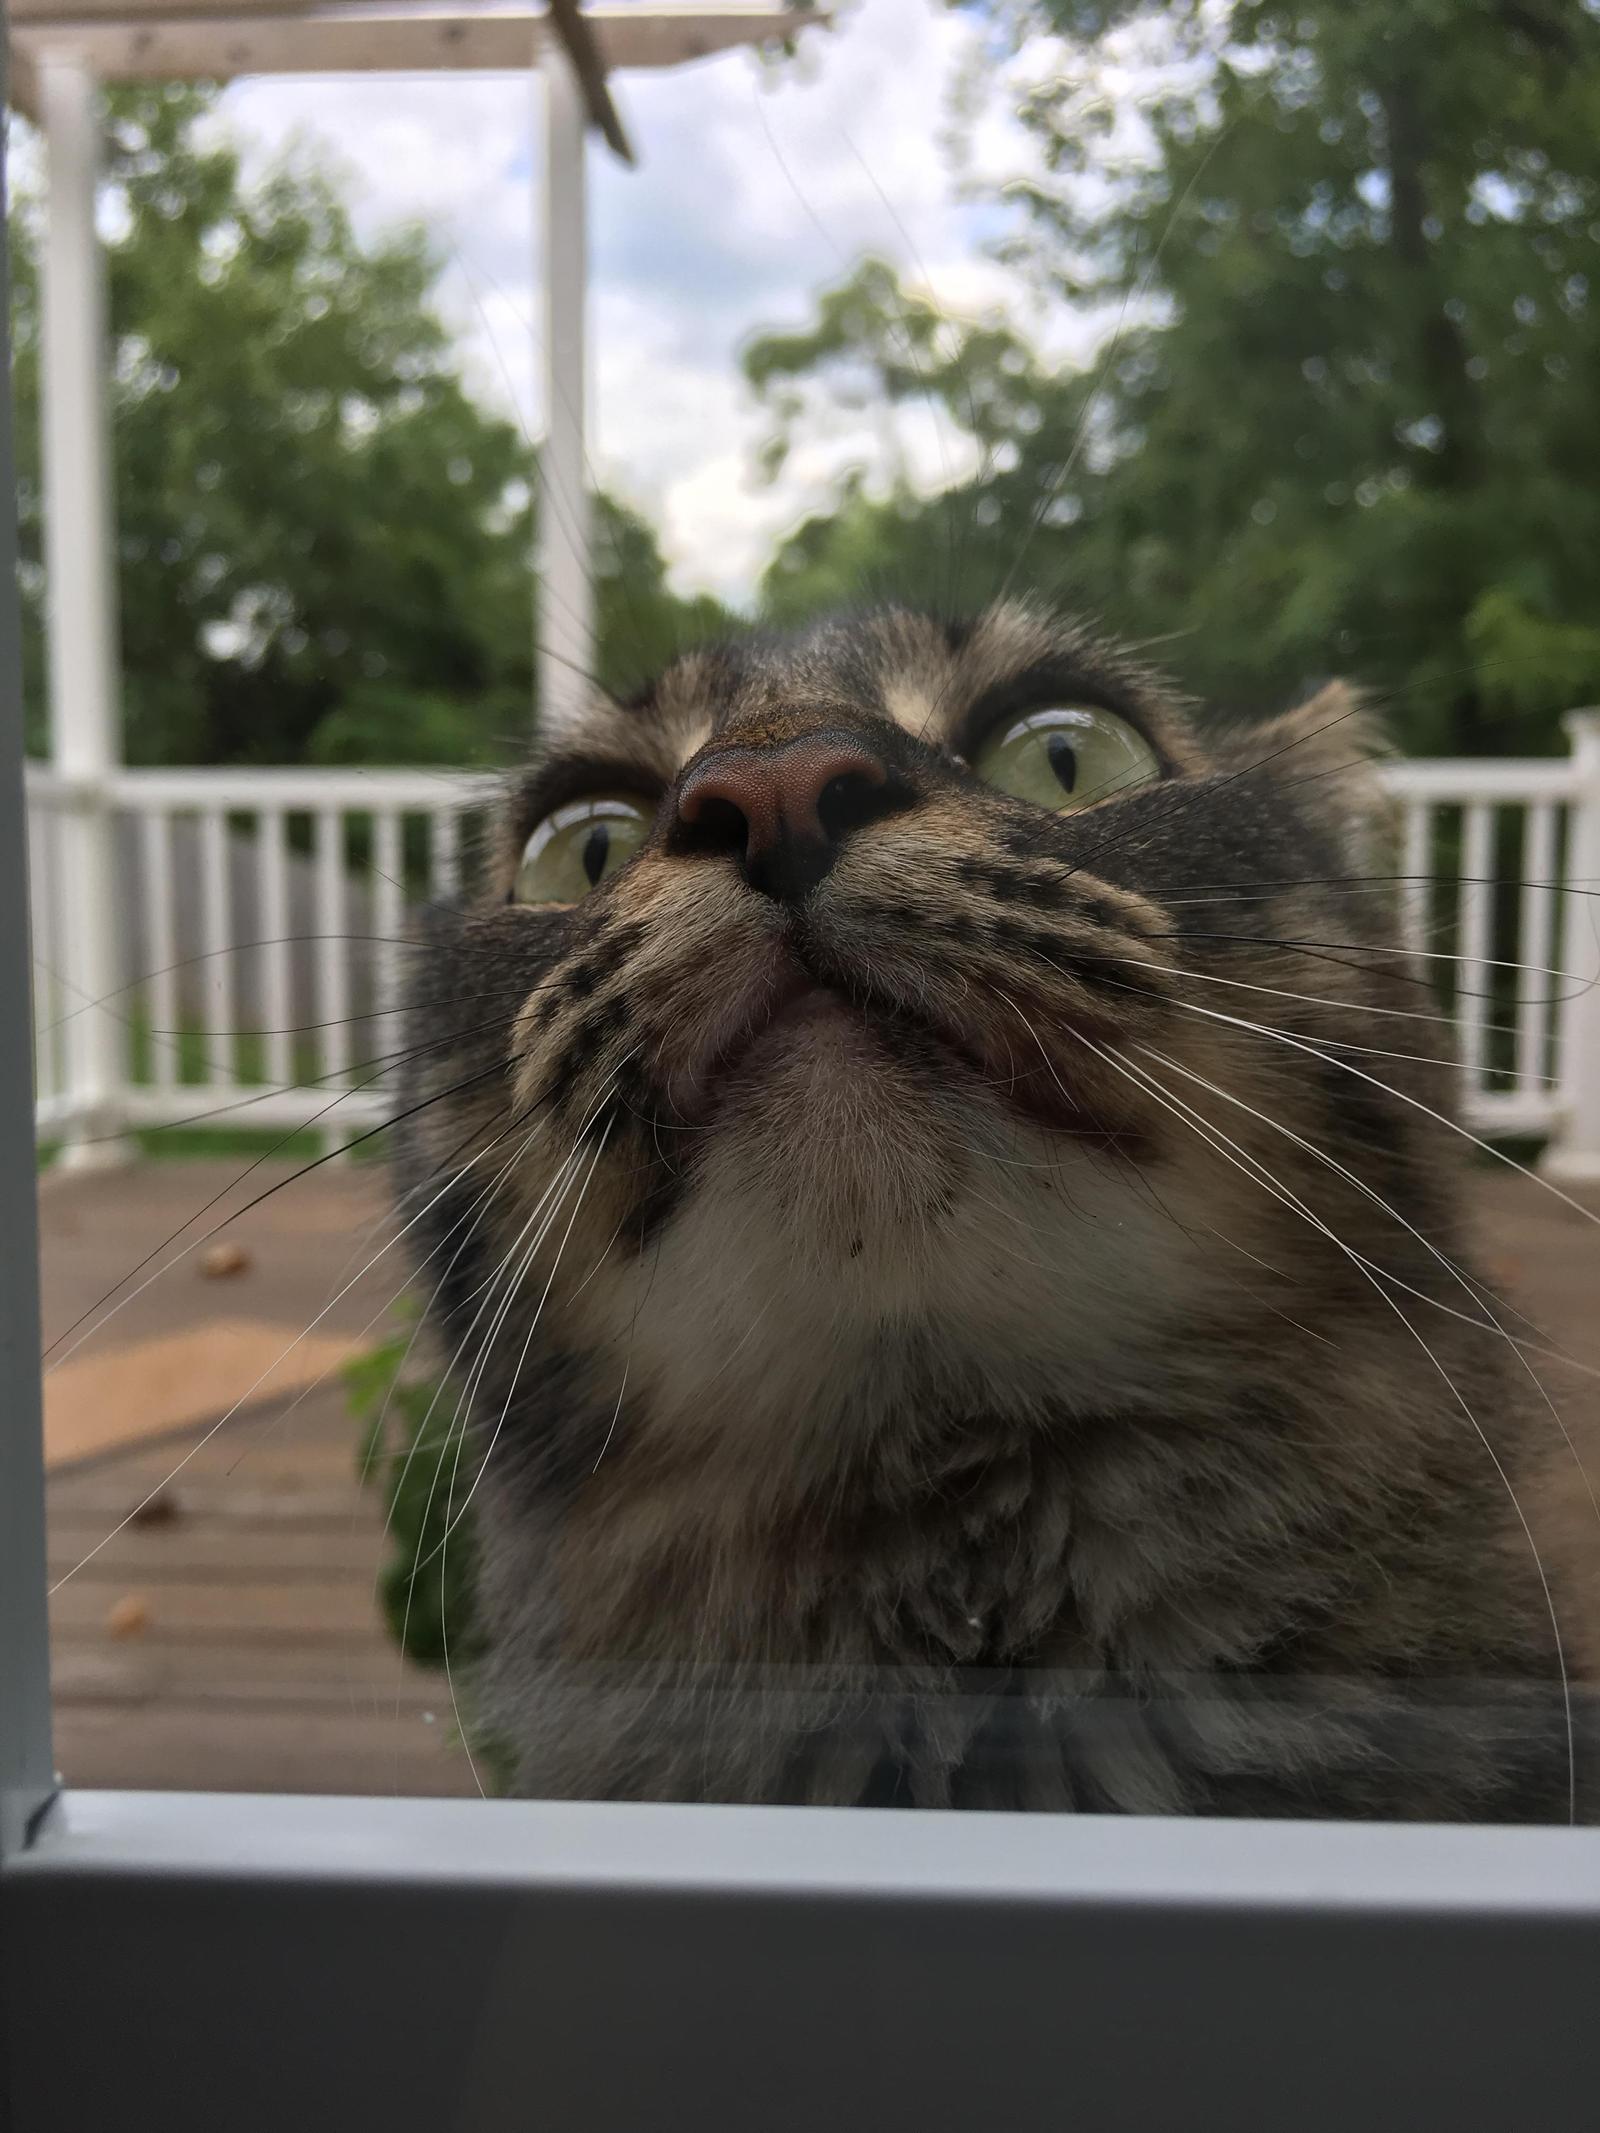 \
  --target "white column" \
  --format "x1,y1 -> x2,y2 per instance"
0,67 -> 55,1859
1543,709 -> 1600,1183
39,56 -> 126,1166
537,45 -> 593,733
